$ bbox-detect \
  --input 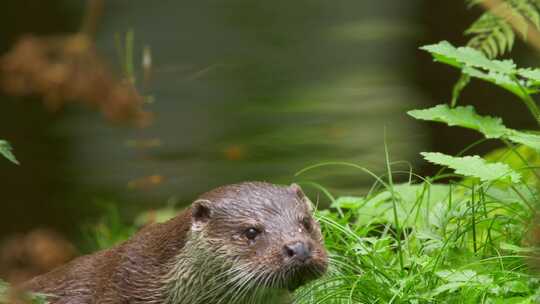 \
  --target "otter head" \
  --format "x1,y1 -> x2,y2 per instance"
190,182 -> 328,293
